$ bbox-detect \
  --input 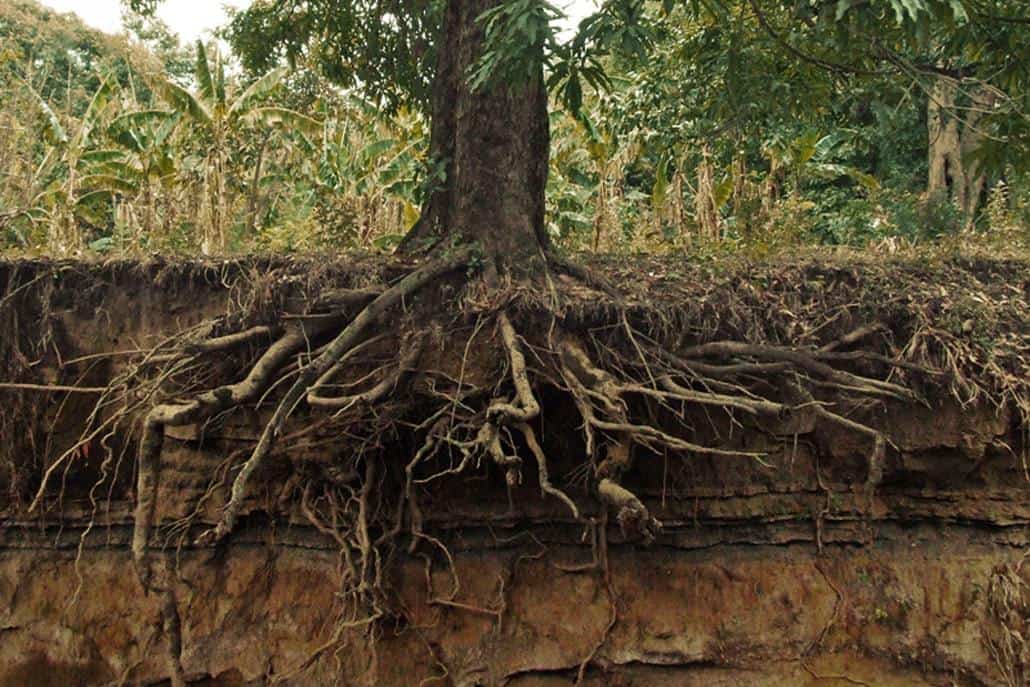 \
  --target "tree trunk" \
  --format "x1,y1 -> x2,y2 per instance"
398,0 -> 550,269
927,76 -> 995,226
927,77 -> 965,206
